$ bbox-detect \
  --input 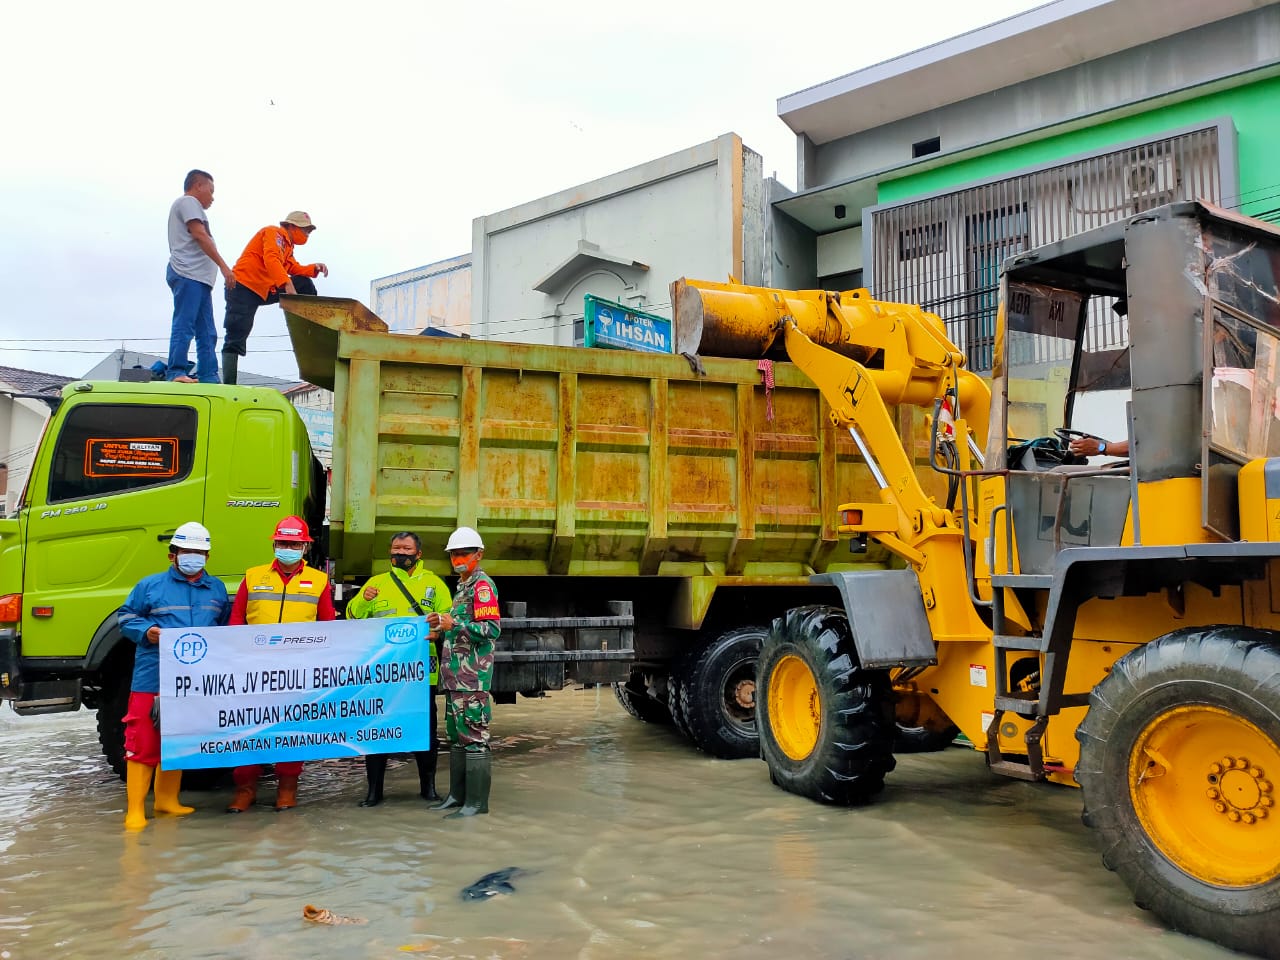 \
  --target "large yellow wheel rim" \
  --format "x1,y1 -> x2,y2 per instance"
768,654 -> 821,761
1129,704 -> 1280,887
